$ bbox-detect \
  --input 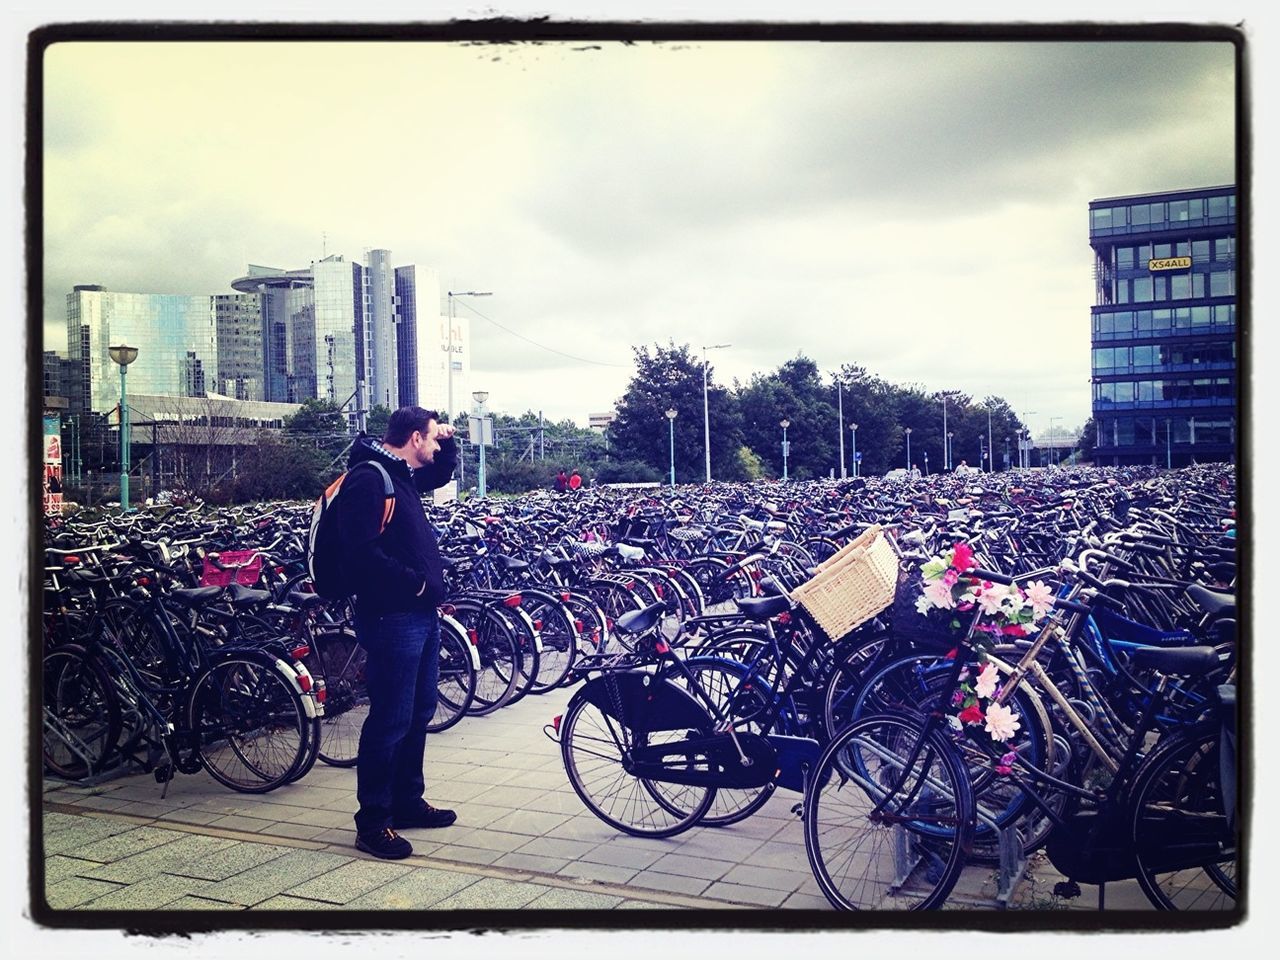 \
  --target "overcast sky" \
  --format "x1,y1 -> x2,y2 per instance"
41,36 -> 1236,434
